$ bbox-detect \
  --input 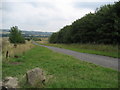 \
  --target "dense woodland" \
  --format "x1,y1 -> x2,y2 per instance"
49,1 -> 120,44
